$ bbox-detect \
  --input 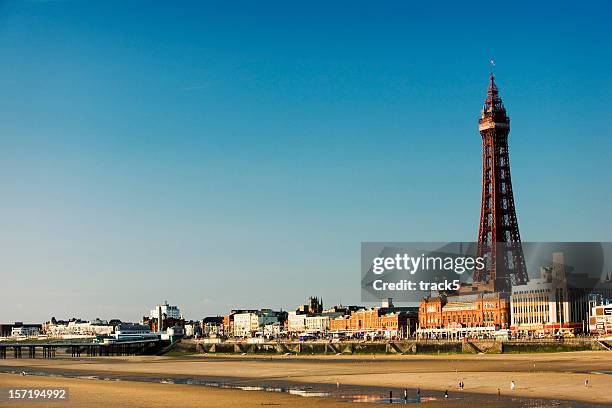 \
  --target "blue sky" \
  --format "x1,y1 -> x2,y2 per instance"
1,1 -> 610,322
